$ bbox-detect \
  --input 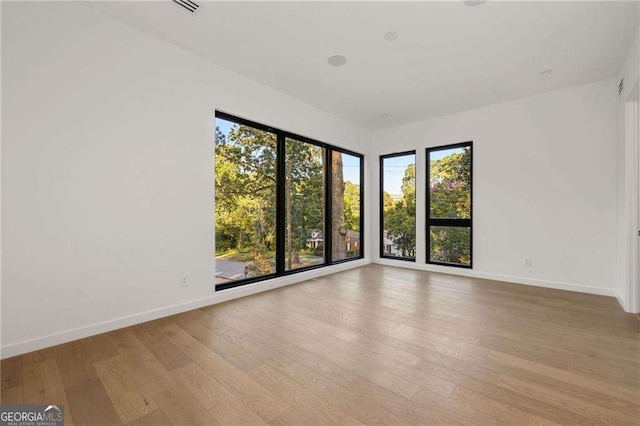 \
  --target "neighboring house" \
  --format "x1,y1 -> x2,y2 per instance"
306,229 -> 360,254
345,230 -> 359,253
307,229 -> 323,249
383,230 -> 403,257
